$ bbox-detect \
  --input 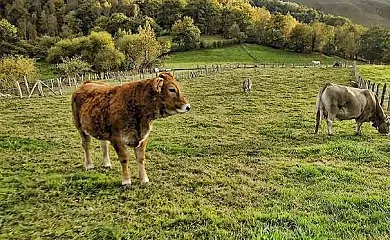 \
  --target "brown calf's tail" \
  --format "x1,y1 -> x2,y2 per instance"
315,83 -> 332,133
